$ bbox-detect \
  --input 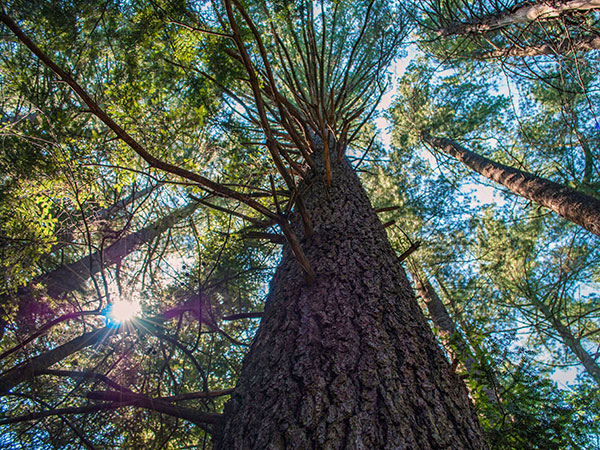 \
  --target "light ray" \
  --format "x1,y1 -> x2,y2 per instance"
107,298 -> 141,323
